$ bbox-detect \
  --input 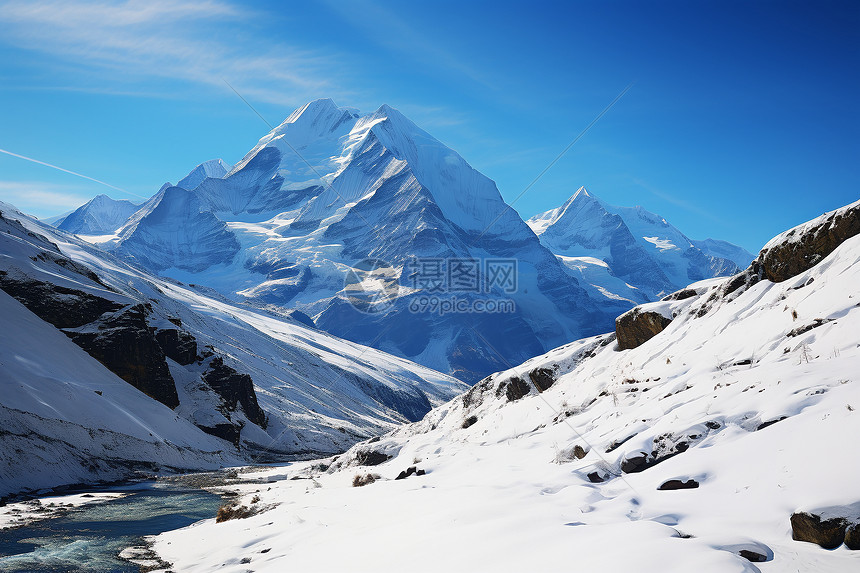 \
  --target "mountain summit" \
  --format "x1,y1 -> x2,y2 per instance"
528,187 -> 754,301
54,194 -> 139,235
68,100 -> 632,383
